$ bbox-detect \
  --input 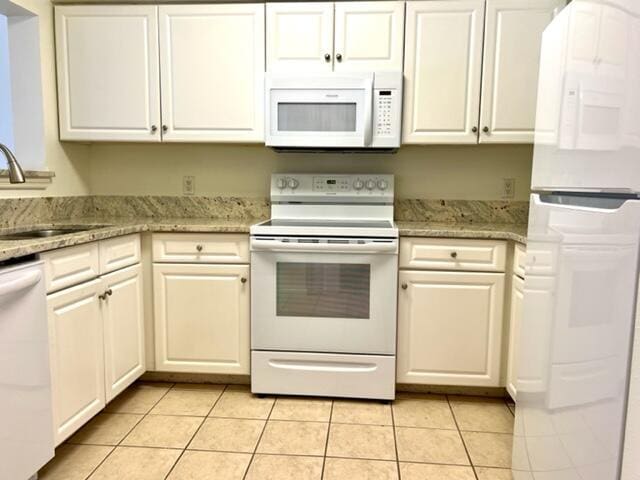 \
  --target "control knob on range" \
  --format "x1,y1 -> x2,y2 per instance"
377,180 -> 388,190
365,180 -> 376,190
276,178 -> 287,189
353,179 -> 364,190
287,178 -> 299,189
